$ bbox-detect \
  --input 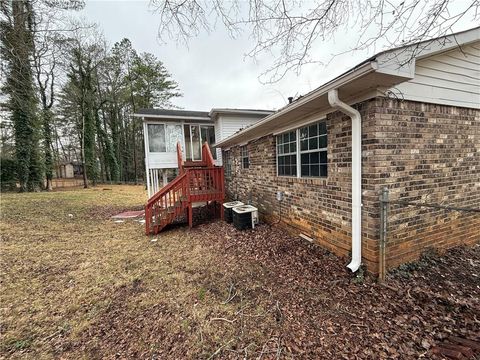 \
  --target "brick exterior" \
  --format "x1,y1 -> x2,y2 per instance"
371,98 -> 480,269
223,98 -> 480,273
